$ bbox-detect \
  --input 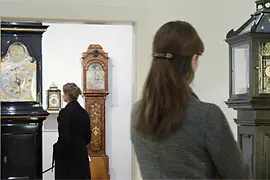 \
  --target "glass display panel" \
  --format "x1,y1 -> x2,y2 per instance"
232,44 -> 250,95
